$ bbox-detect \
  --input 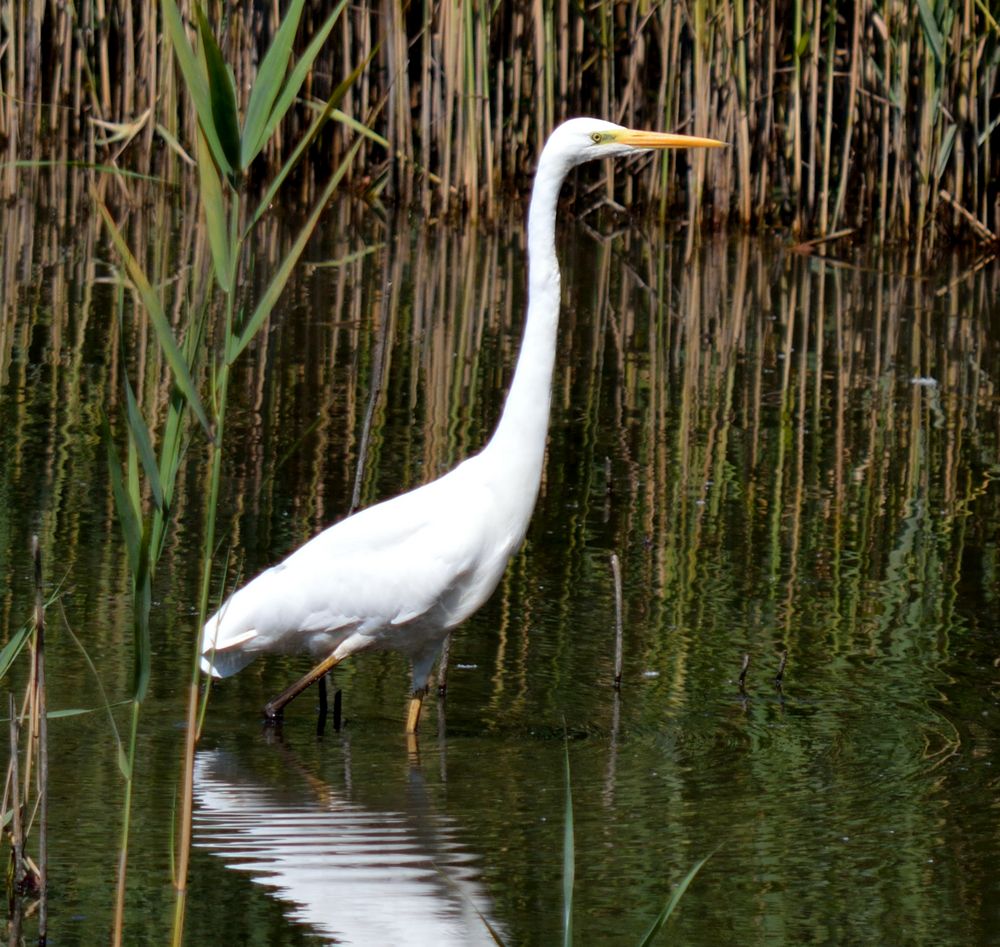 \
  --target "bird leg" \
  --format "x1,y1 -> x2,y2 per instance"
264,652 -> 342,721
405,688 -> 426,735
